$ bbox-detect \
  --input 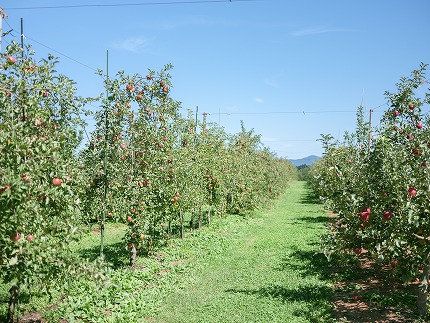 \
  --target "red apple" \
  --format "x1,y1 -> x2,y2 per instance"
393,110 -> 399,117
120,144 -> 126,149
413,148 -> 422,155
26,234 -> 35,242
127,216 -> 133,223
34,118 -> 43,127
351,295 -> 360,302
417,122 -> 423,129
0,185 -> 11,194
354,247 -> 362,254
409,104 -> 415,110
6,56 -> 16,64
160,81 -> 165,87
52,178 -> 62,186
137,93 -> 143,100
146,74 -> 152,80
22,174 -> 31,182
162,86 -> 169,93
383,211 -> 392,220
408,186 -> 417,197
359,210 -> 370,222
10,232 -> 21,242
